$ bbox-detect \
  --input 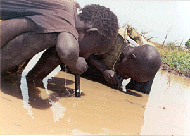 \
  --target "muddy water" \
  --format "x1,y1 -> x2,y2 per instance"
0,70 -> 148,135
141,71 -> 190,135
0,69 -> 190,135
